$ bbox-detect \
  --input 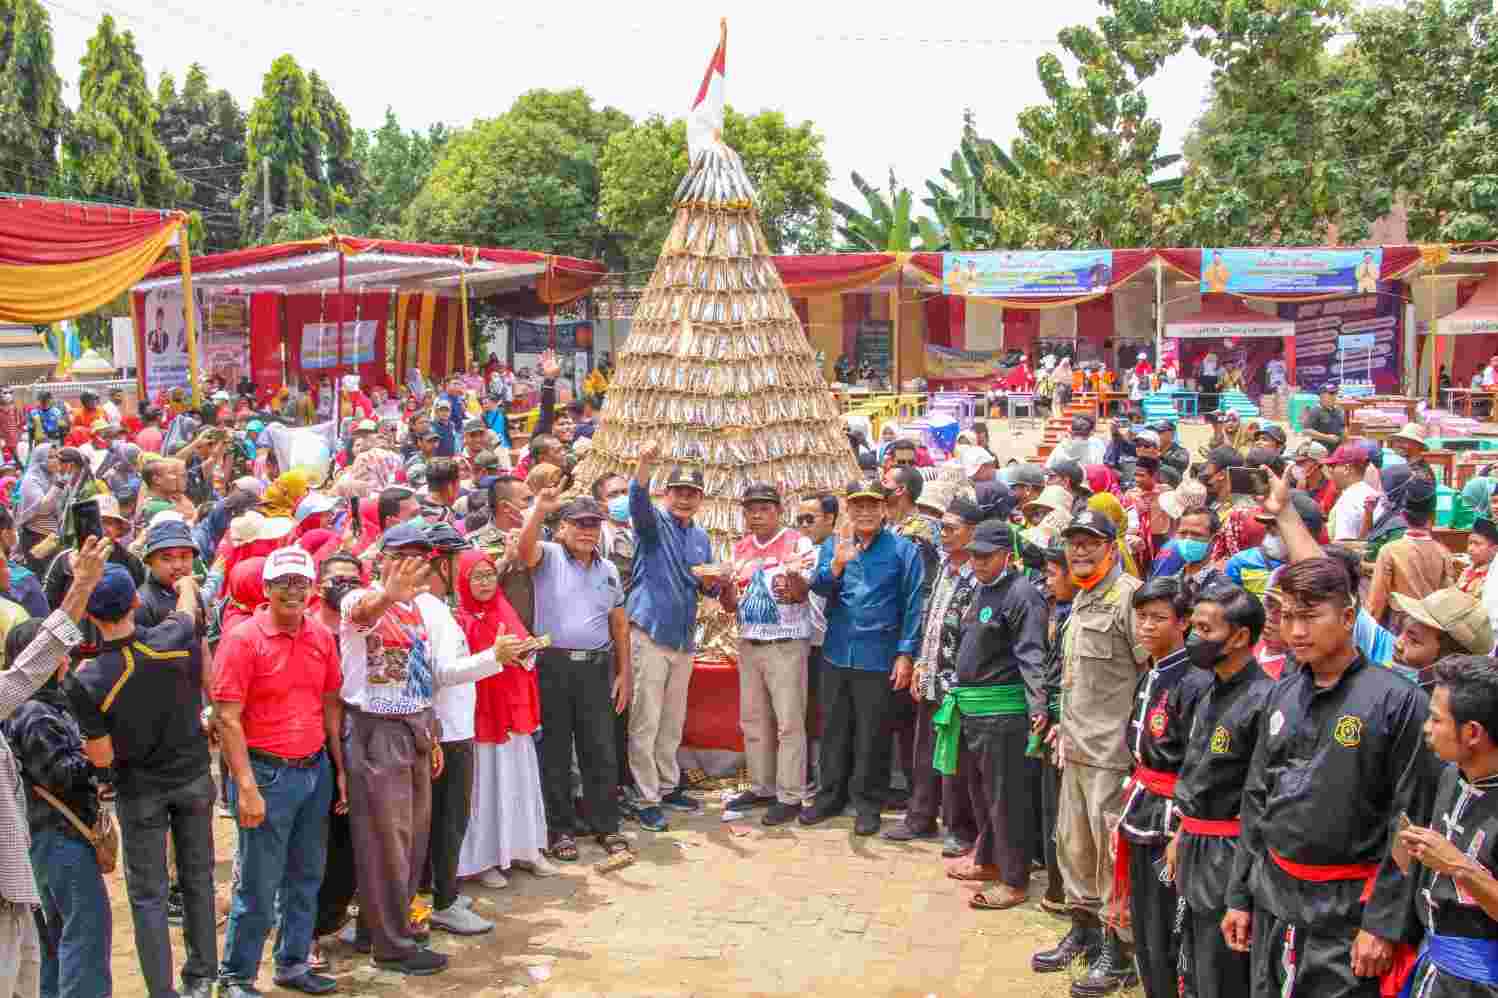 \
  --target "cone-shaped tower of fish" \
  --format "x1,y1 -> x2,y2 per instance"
571,140 -> 861,564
